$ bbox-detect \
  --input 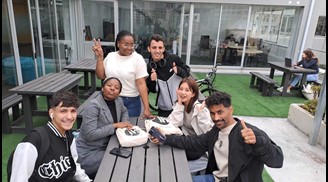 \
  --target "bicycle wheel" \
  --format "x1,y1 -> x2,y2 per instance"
200,88 -> 219,98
